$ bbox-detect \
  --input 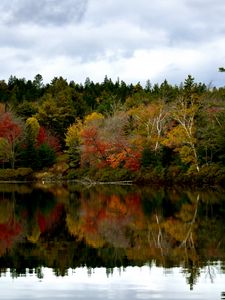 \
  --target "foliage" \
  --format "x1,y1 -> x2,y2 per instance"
20,122 -> 59,170
162,96 -> 200,172
0,168 -> 33,180
65,120 -> 83,168
36,143 -> 56,169
84,112 -> 104,125
0,112 -> 23,168
16,101 -> 38,119
0,74 -> 225,185
141,147 -> 161,168
26,117 -> 40,140
0,137 -> 11,164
